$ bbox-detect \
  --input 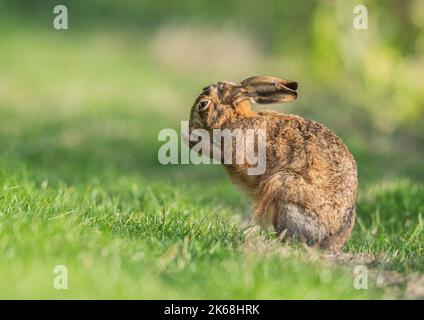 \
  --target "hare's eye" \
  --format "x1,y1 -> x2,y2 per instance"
198,100 -> 210,112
